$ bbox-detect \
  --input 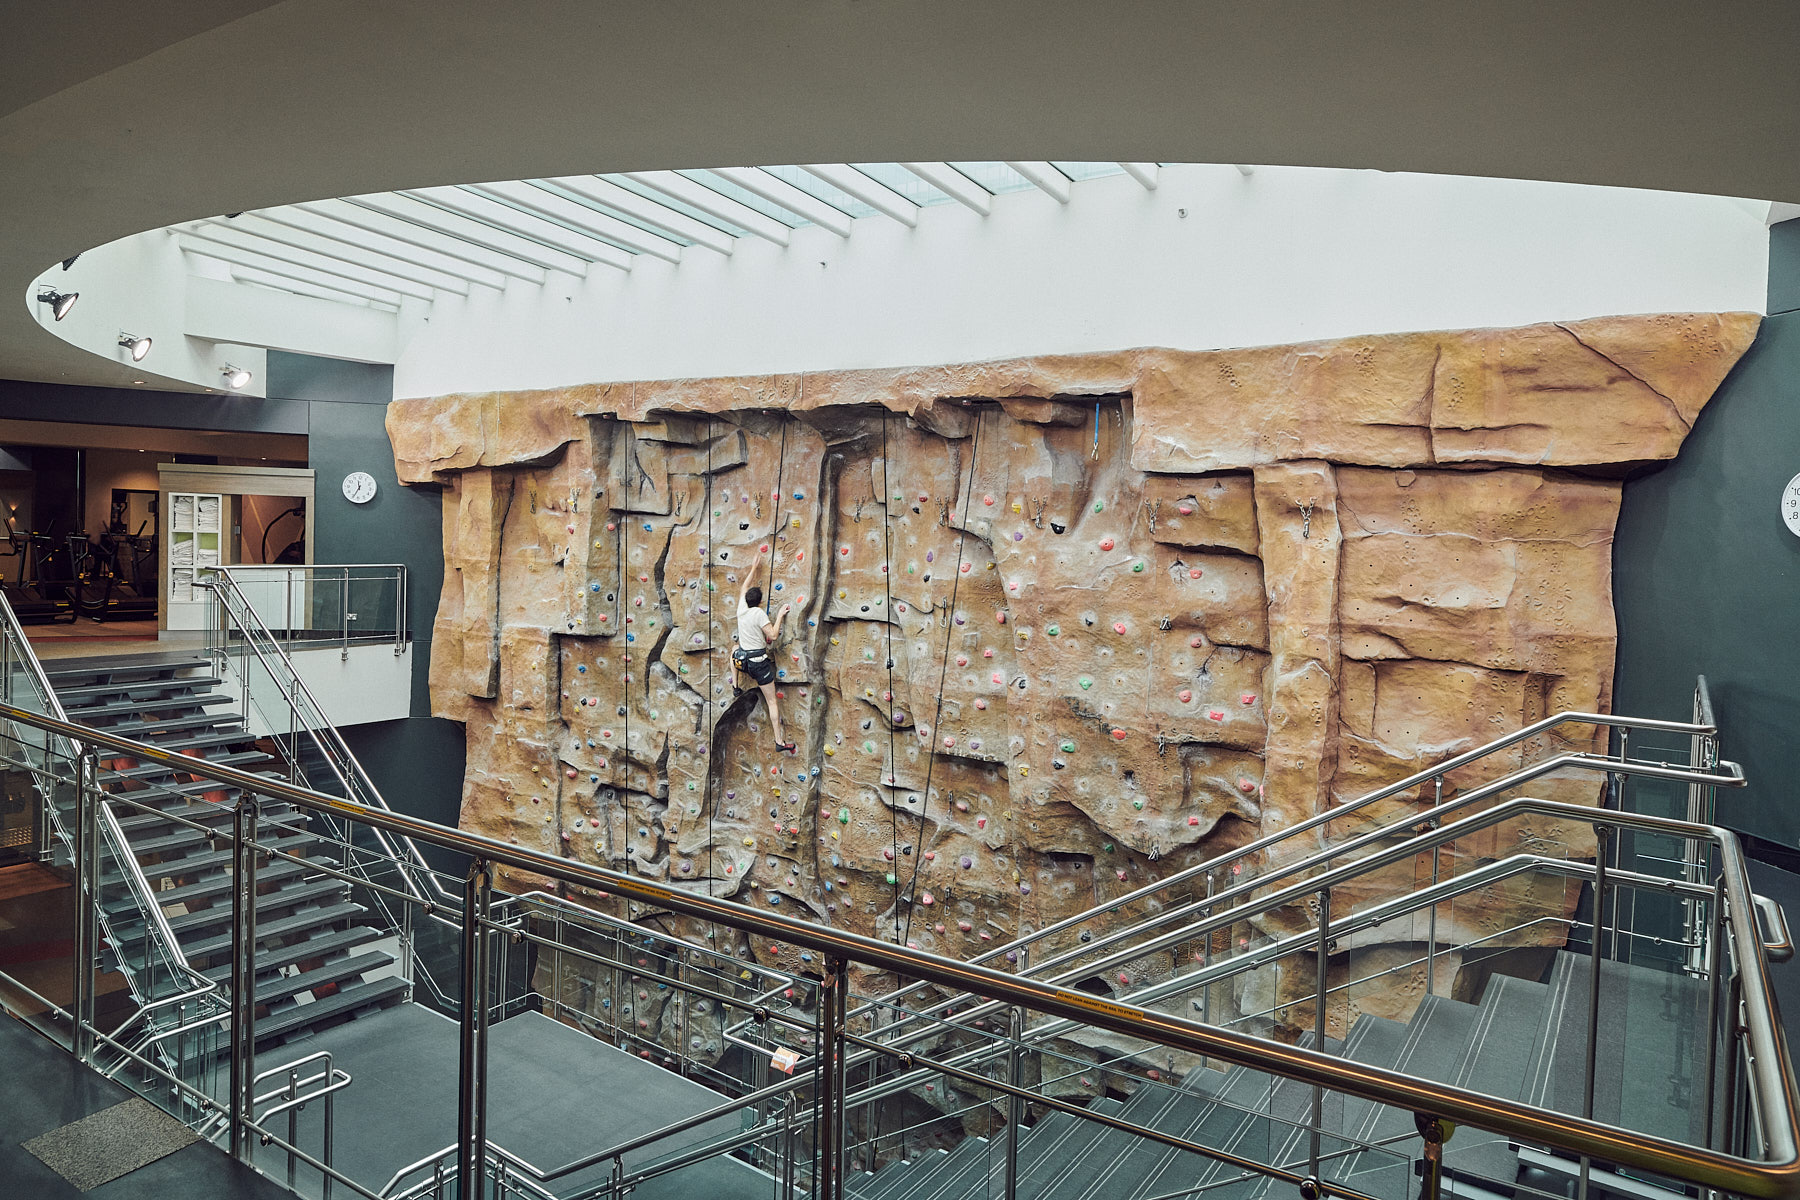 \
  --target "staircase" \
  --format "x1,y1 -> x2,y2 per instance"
846,951 -> 1710,1200
45,652 -> 408,1048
